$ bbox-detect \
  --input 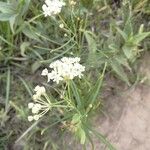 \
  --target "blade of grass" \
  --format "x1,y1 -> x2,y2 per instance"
18,76 -> 33,97
70,80 -> 82,108
0,36 -> 16,48
5,67 -> 11,111
87,62 -> 107,105
40,43 -> 76,64
89,127 -> 116,150
15,120 -> 40,144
